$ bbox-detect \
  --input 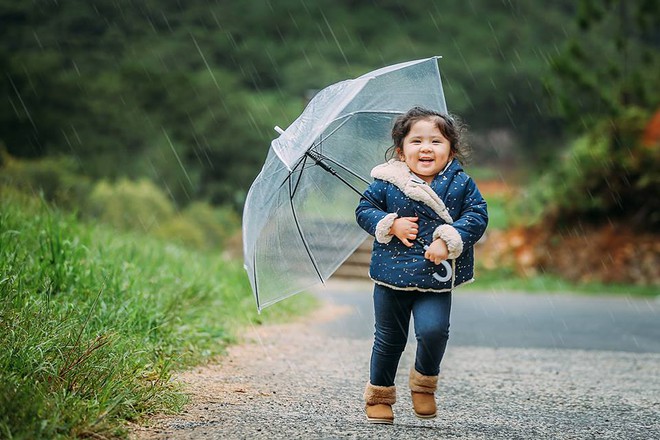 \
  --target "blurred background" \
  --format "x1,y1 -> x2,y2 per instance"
1,0 -> 658,290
